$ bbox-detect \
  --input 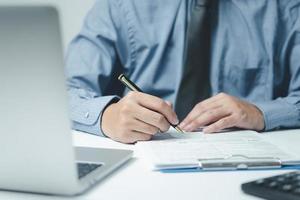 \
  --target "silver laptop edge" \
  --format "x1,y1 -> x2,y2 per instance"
0,6 -> 132,196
